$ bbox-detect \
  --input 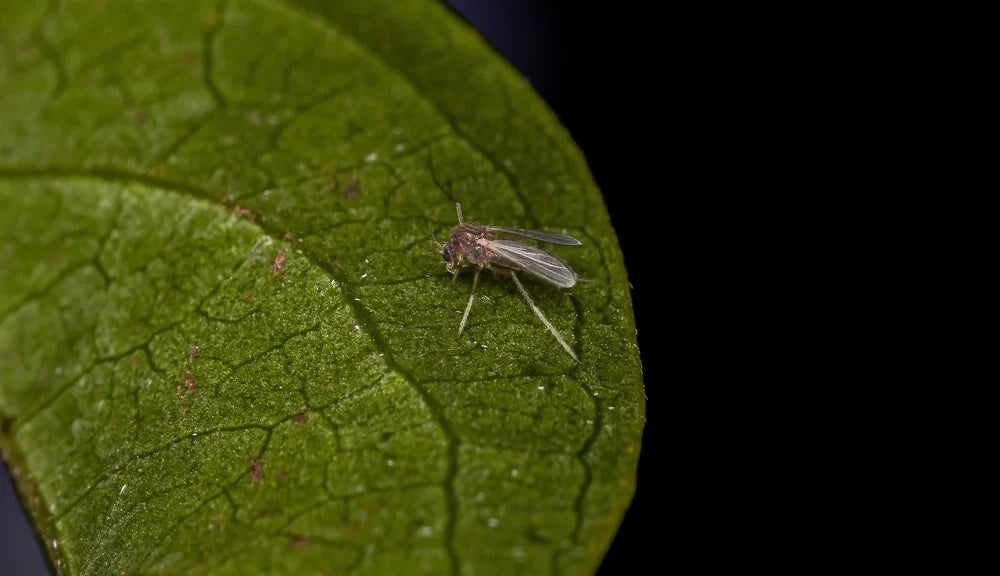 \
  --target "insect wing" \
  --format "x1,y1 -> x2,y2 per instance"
488,239 -> 577,288
489,226 -> 582,246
